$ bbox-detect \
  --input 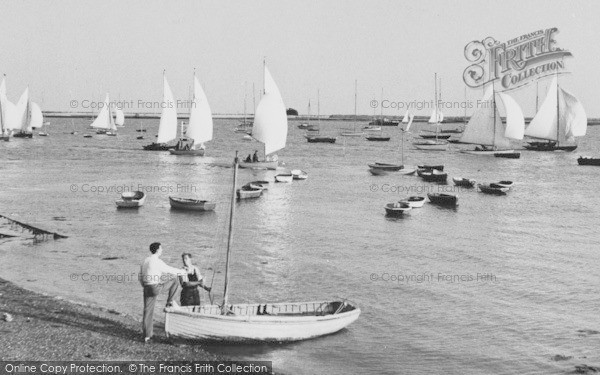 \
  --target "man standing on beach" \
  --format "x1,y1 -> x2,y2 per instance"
139,242 -> 187,343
